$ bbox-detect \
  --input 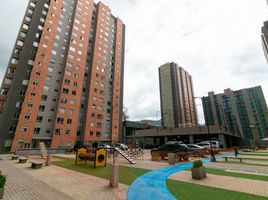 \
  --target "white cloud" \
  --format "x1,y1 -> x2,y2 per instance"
0,0 -> 268,122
